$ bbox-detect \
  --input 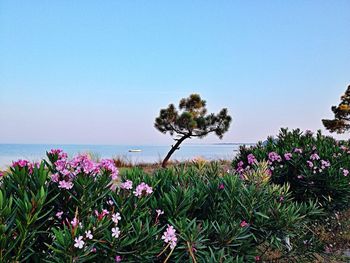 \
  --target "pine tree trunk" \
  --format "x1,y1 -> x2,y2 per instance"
162,135 -> 189,168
